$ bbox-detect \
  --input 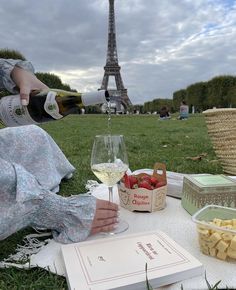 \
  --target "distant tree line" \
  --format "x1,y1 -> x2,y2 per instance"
144,98 -> 174,113
133,99 -> 174,114
134,75 -> 236,114
173,75 -> 236,112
